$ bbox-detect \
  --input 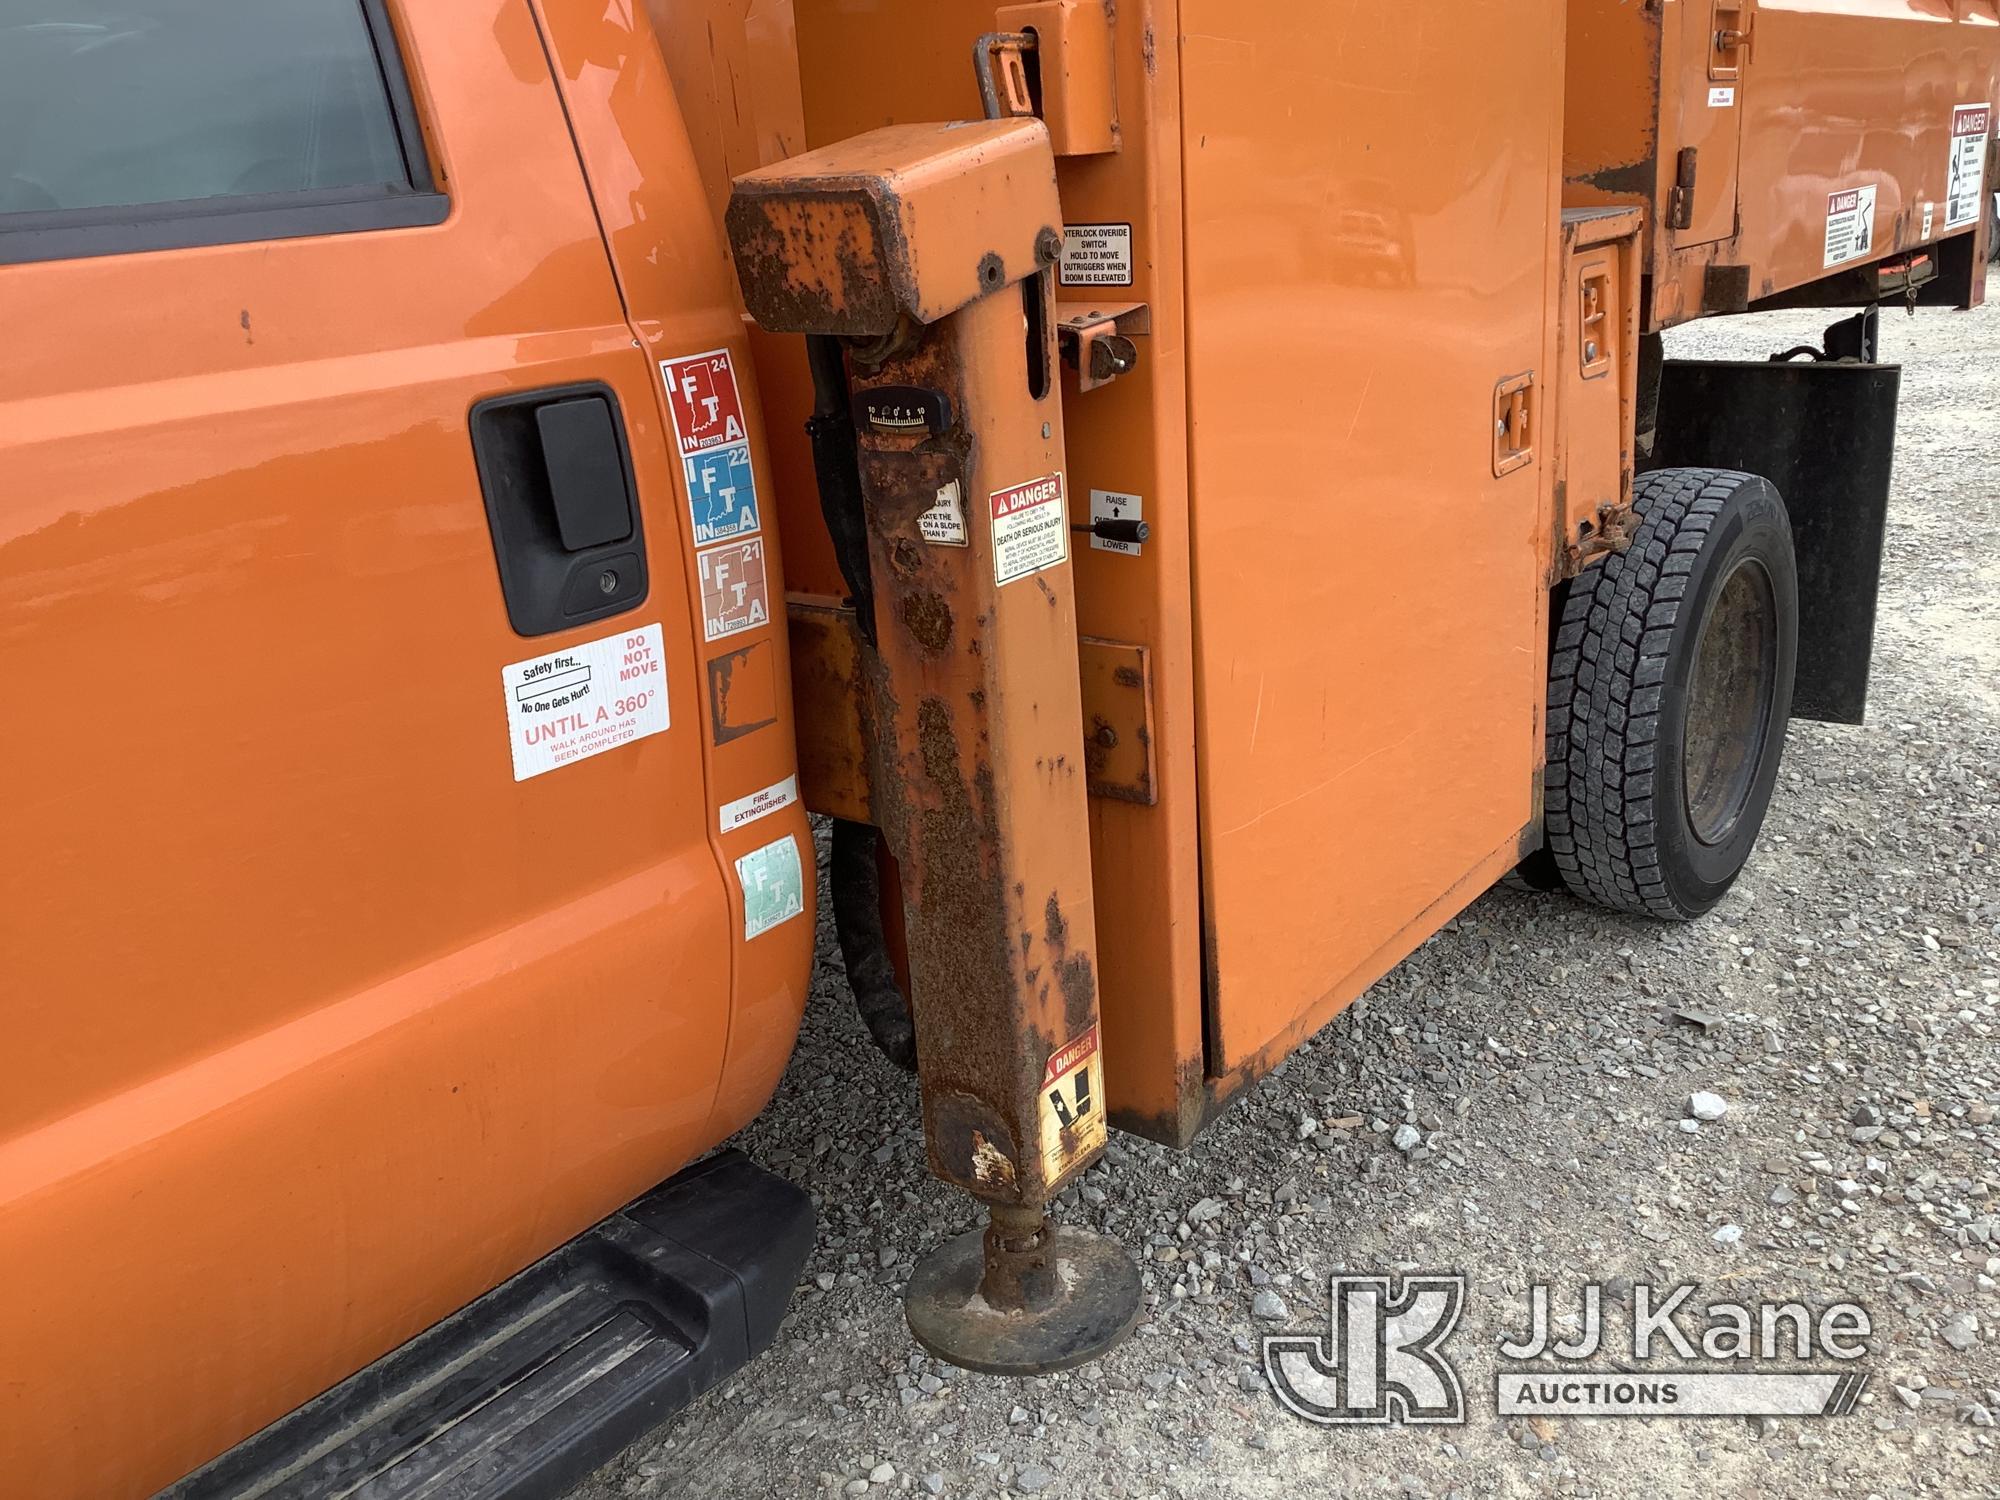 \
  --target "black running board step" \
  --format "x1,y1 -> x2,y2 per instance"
163,1150 -> 813,1500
